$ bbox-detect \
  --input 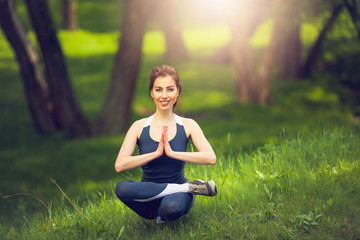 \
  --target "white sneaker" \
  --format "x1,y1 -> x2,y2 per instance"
188,180 -> 217,197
